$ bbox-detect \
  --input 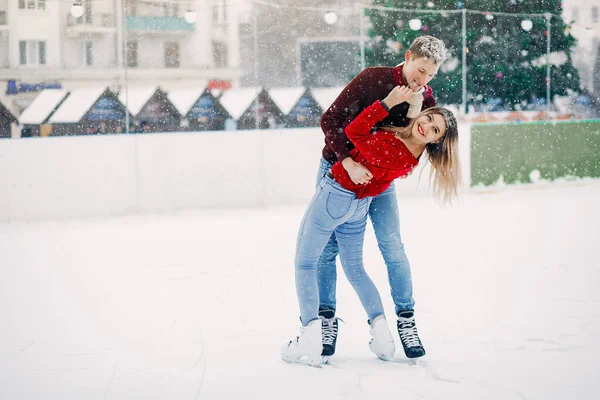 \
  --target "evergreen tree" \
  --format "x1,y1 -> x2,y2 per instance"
365,0 -> 580,110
